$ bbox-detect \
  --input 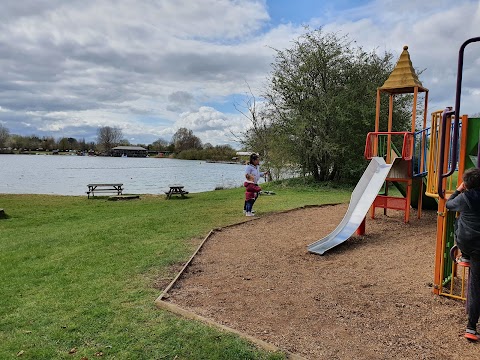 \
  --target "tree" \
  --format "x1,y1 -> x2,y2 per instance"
67,137 -> 79,150
78,138 -> 88,152
8,134 -> 25,150
57,138 -> 69,151
204,144 -> 236,161
234,83 -> 273,173
56,137 -> 79,151
87,141 -> 96,152
118,139 -> 131,146
25,135 -> 42,151
41,136 -> 56,151
233,84 -> 308,181
172,128 -> 202,152
151,138 -> 170,151
261,28 -> 411,182
0,125 -> 10,148
97,126 -> 122,153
